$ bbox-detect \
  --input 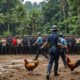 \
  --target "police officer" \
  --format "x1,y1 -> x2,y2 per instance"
33,32 -> 49,60
59,33 -> 68,68
41,25 -> 60,80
